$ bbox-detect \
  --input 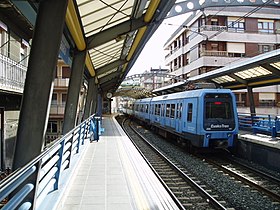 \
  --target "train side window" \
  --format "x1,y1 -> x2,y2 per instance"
155,104 -> 160,115
176,103 -> 182,119
161,104 -> 165,117
145,104 -> 149,113
187,103 -> 193,122
151,104 -> 154,114
179,103 -> 182,119
170,104 -> 175,118
166,104 -> 171,117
